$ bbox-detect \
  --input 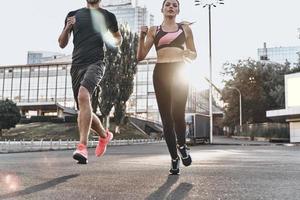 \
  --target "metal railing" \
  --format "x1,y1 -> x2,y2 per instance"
0,139 -> 164,153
